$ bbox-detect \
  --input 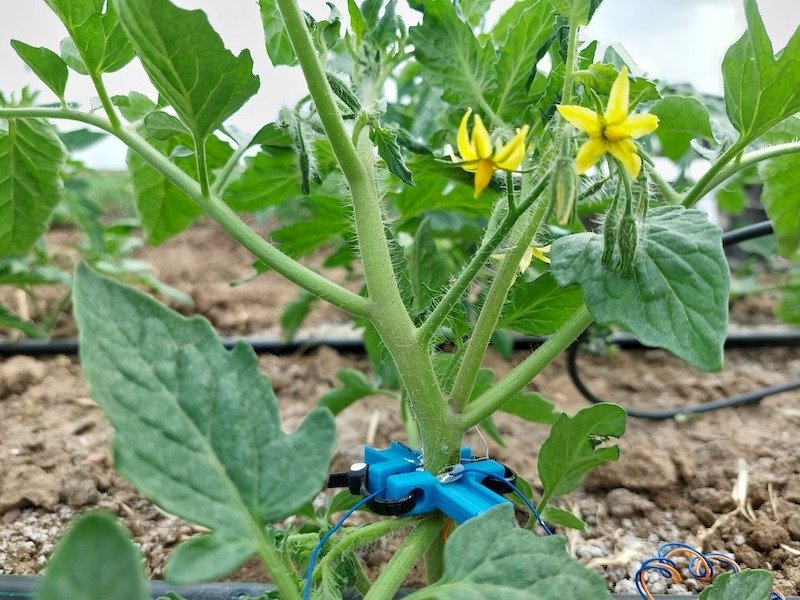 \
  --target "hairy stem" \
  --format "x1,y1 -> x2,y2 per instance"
194,135 -> 210,198
681,140 -> 747,208
0,107 -> 371,318
703,140 -> 800,193
418,176 -> 549,344
560,22 -> 580,107
449,198 -> 550,413
363,519 -> 441,600
211,136 -> 251,196
314,519 -> 414,582
460,305 -> 593,429
643,161 -> 682,204
257,537 -> 301,600
275,0 -> 460,472
88,71 -> 121,129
